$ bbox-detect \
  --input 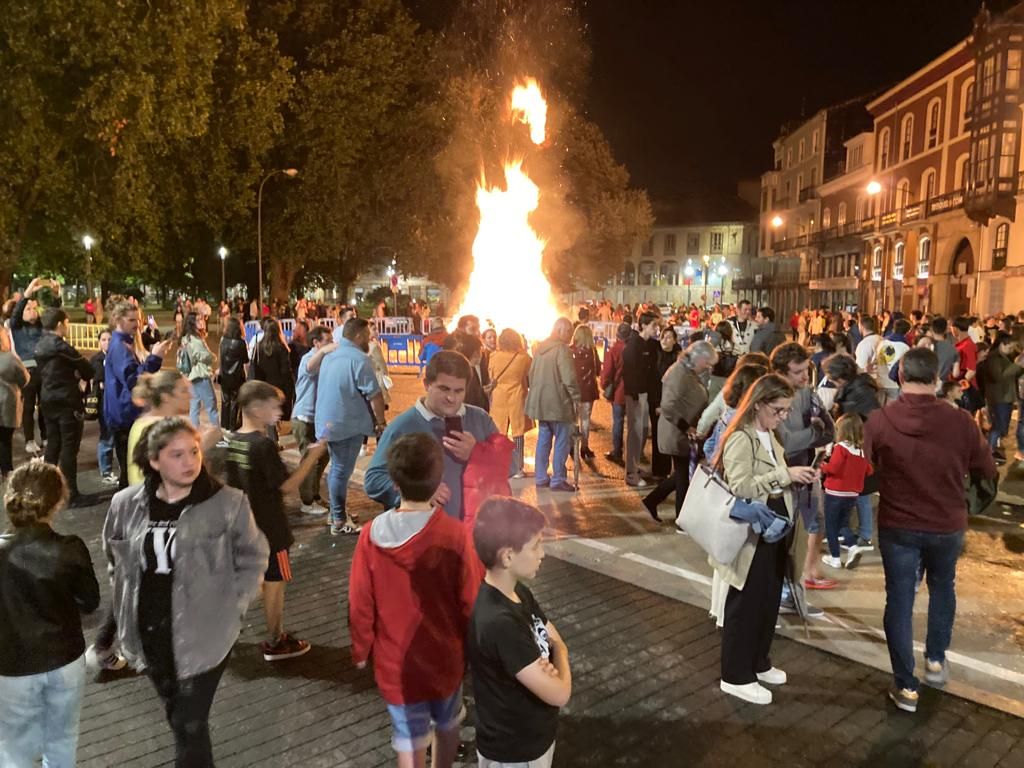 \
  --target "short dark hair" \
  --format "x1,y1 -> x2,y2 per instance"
953,316 -> 971,333
822,352 -> 859,384
769,342 -> 810,373
425,350 -> 471,385
900,347 -> 939,384
893,318 -> 912,336
638,311 -> 659,328
473,497 -> 547,569
930,317 -> 948,335
343,317 -> 370,341
97,328 -> 111,341
237,380 -> 284,411
41,308 -> 68,331
616,322 -> 632,341
457,315 -> 480,333
309,325 -> 332,345
738,299 -> 751,309
386,433 -> 443,502
757,306 -> 775,322
860,316 -> 877,333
